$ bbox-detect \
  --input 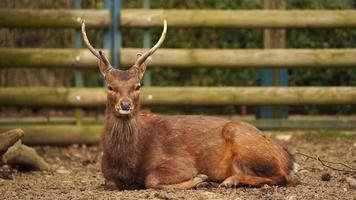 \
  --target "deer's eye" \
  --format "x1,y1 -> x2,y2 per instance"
108,86 -> 113,91
135,83 -> 141,91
